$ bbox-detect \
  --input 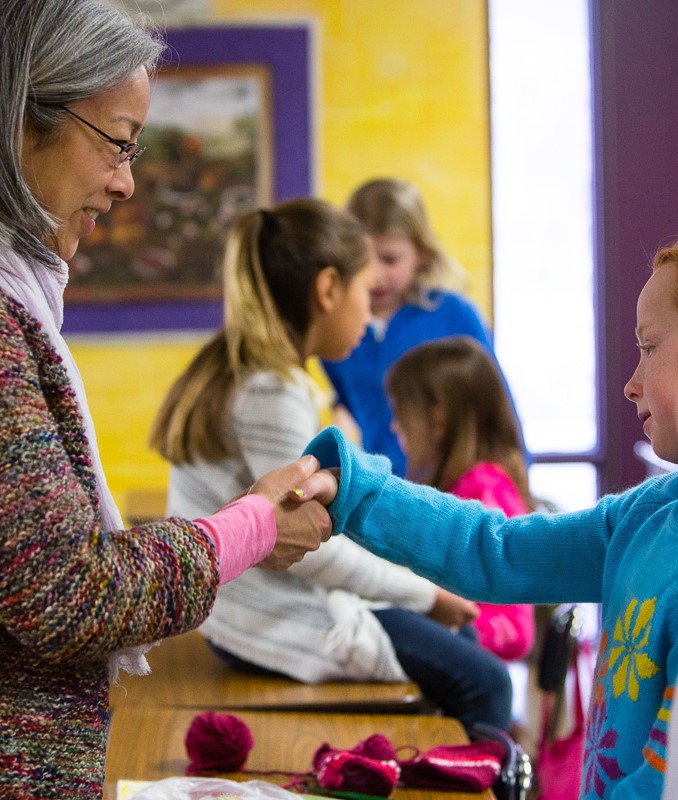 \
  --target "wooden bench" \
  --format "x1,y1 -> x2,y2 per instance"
105,707 -> 494,800
110,630 -> 424,714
